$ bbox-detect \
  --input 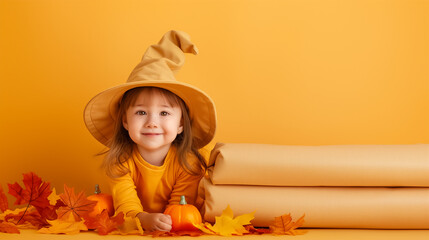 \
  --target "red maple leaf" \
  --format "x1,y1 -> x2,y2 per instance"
7,172 -> 52,225
4,208 -> 48,228
57,184 -> 97,221
8,172 -> 51,208
84,210 -> 124,235
0,184 -> 9,212
0,222 -> 20,234
36,204 -> 59,221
